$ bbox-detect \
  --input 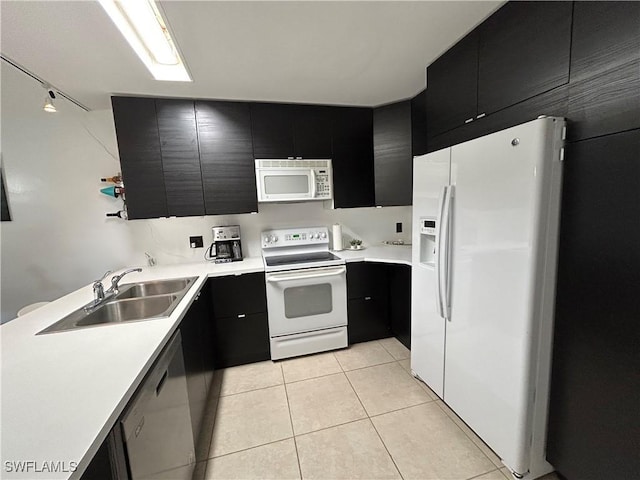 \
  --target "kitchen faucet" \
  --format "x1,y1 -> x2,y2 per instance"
85,268 -> 142,312
108,268 -> 143,294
